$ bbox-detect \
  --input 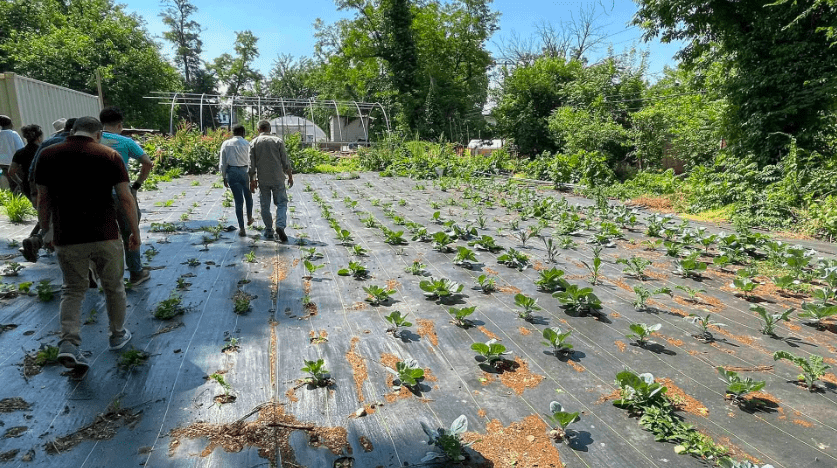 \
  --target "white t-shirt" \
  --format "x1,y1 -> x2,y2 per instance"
0,129 -> 24,166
